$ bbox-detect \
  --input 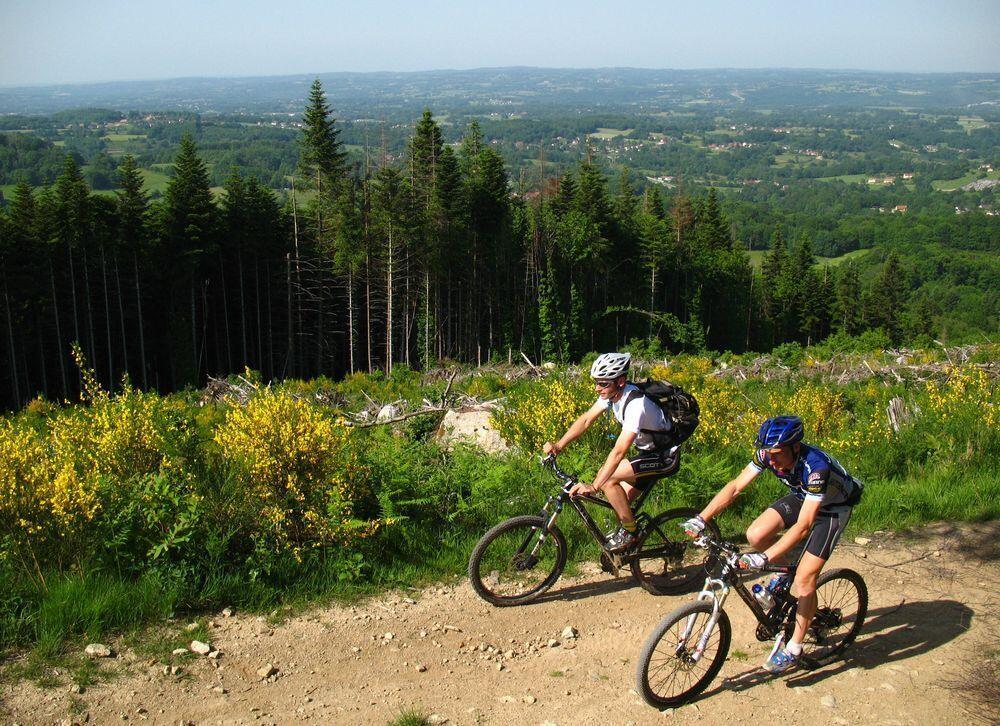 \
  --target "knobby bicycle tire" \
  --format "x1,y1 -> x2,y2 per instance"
630,507 -> 721,595
636,599 -> 732,708
785,567 -> 868,668
468,515 -> 567,606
